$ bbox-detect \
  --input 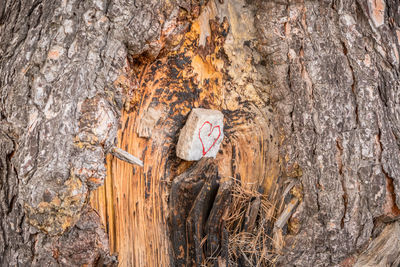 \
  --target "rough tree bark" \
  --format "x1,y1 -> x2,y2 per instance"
1,0 -> 400,266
